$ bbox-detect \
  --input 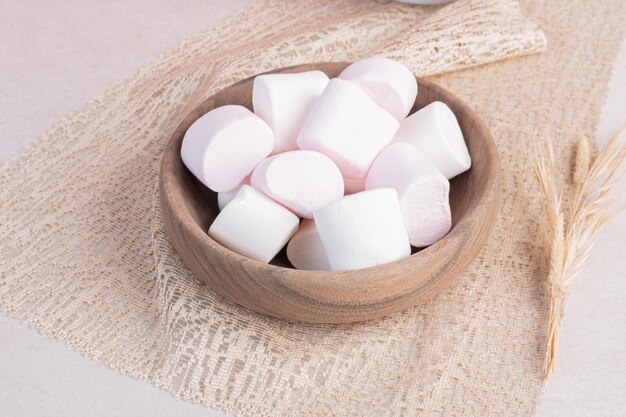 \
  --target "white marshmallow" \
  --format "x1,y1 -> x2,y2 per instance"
250,150 -> 344,219
339,57 -> 417,120
366,142 -> 451,247
393,101 -> 471,179
208,185 -> 299,263
286,220 -> 330,271
217,176 -> 250,210
314,188 -> 411,271
217,188 -> 239,211
297,78 -> 399,181
253,71 -> 329,154
181,105 -> 274,192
